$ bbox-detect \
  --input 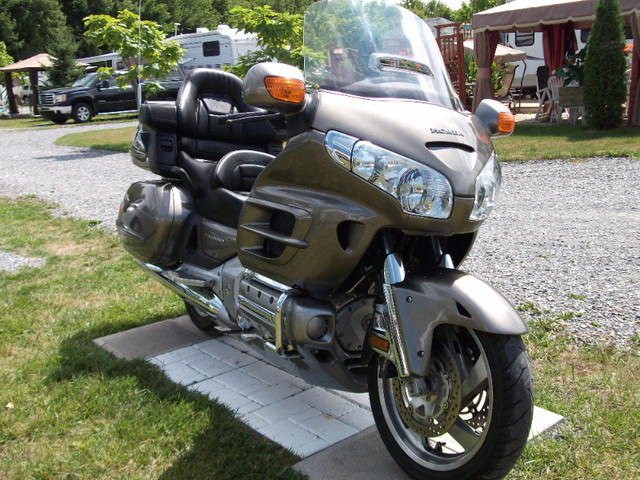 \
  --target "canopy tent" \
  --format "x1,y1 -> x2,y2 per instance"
473,0 -> 638,32
0,53 -> 55,114
470,0 -> 640,126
